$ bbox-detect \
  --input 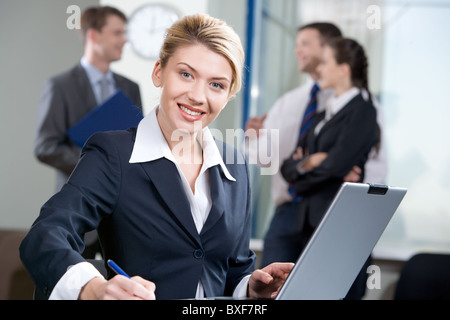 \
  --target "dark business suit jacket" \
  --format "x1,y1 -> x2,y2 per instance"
34,63 -> 142,190
20,128 -> 256,300
281,93 -> 379,228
